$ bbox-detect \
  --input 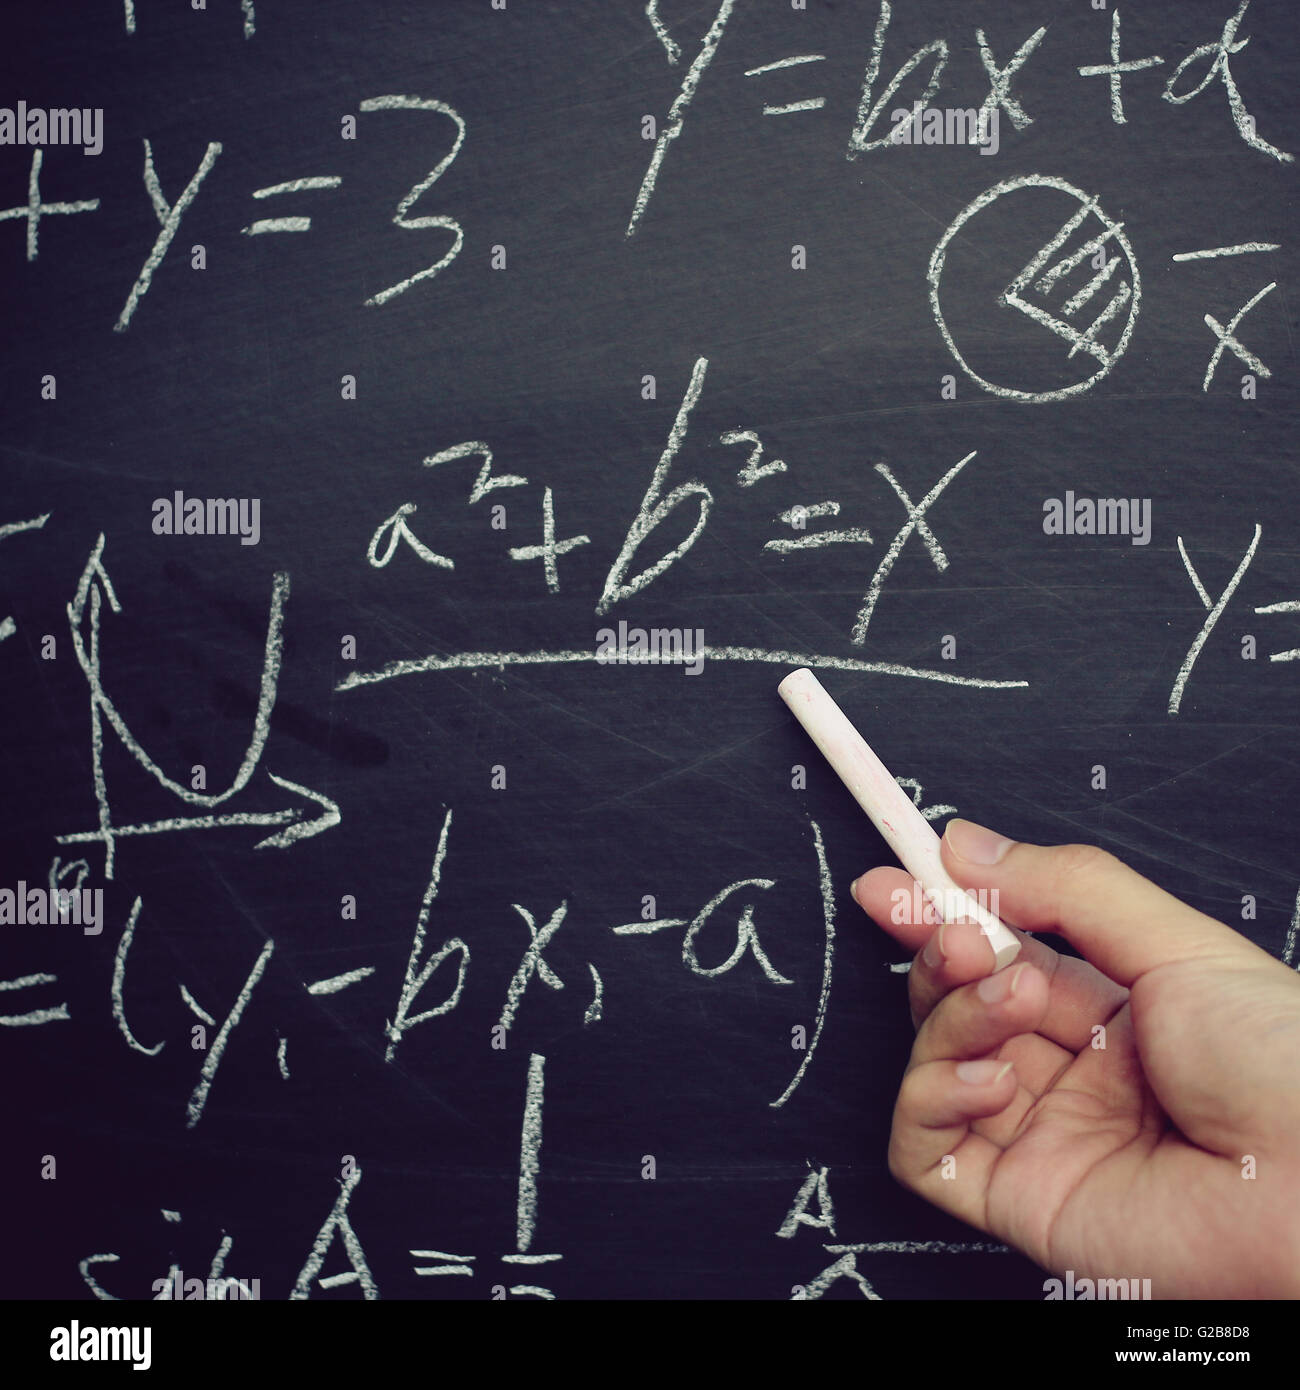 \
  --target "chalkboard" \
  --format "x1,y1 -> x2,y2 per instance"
2,0 -> 1297,1314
